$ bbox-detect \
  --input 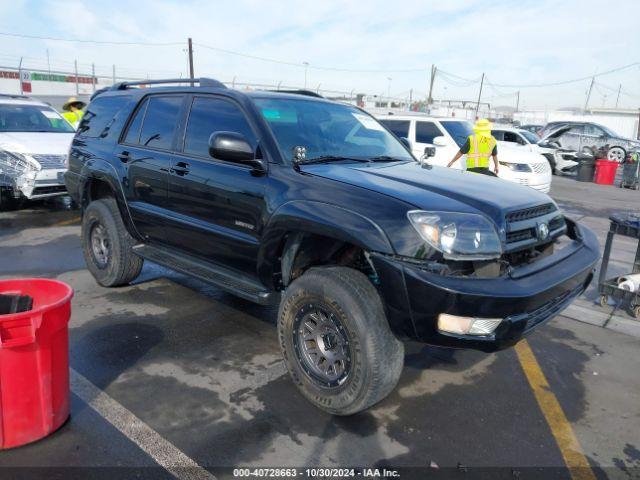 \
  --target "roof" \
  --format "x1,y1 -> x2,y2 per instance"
0,94 -> 49,107
374,113 -> 463,122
